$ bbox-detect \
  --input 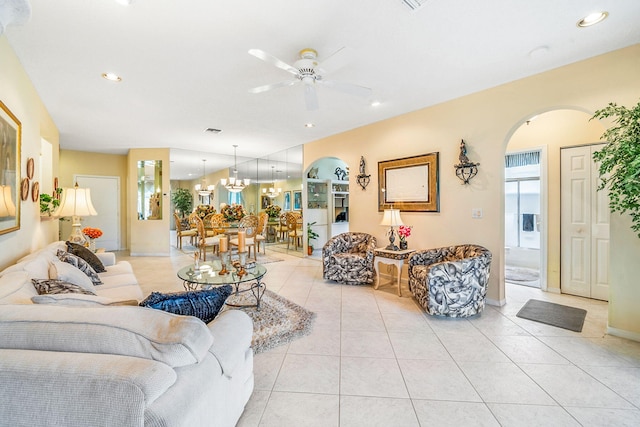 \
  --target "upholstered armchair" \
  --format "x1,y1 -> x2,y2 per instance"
408,244 -> 492,317
323,232 -> 377,285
